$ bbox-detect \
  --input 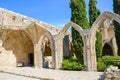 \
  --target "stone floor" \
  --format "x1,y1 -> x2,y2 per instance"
0,72 -> 39,80
0,67 -> 103,80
